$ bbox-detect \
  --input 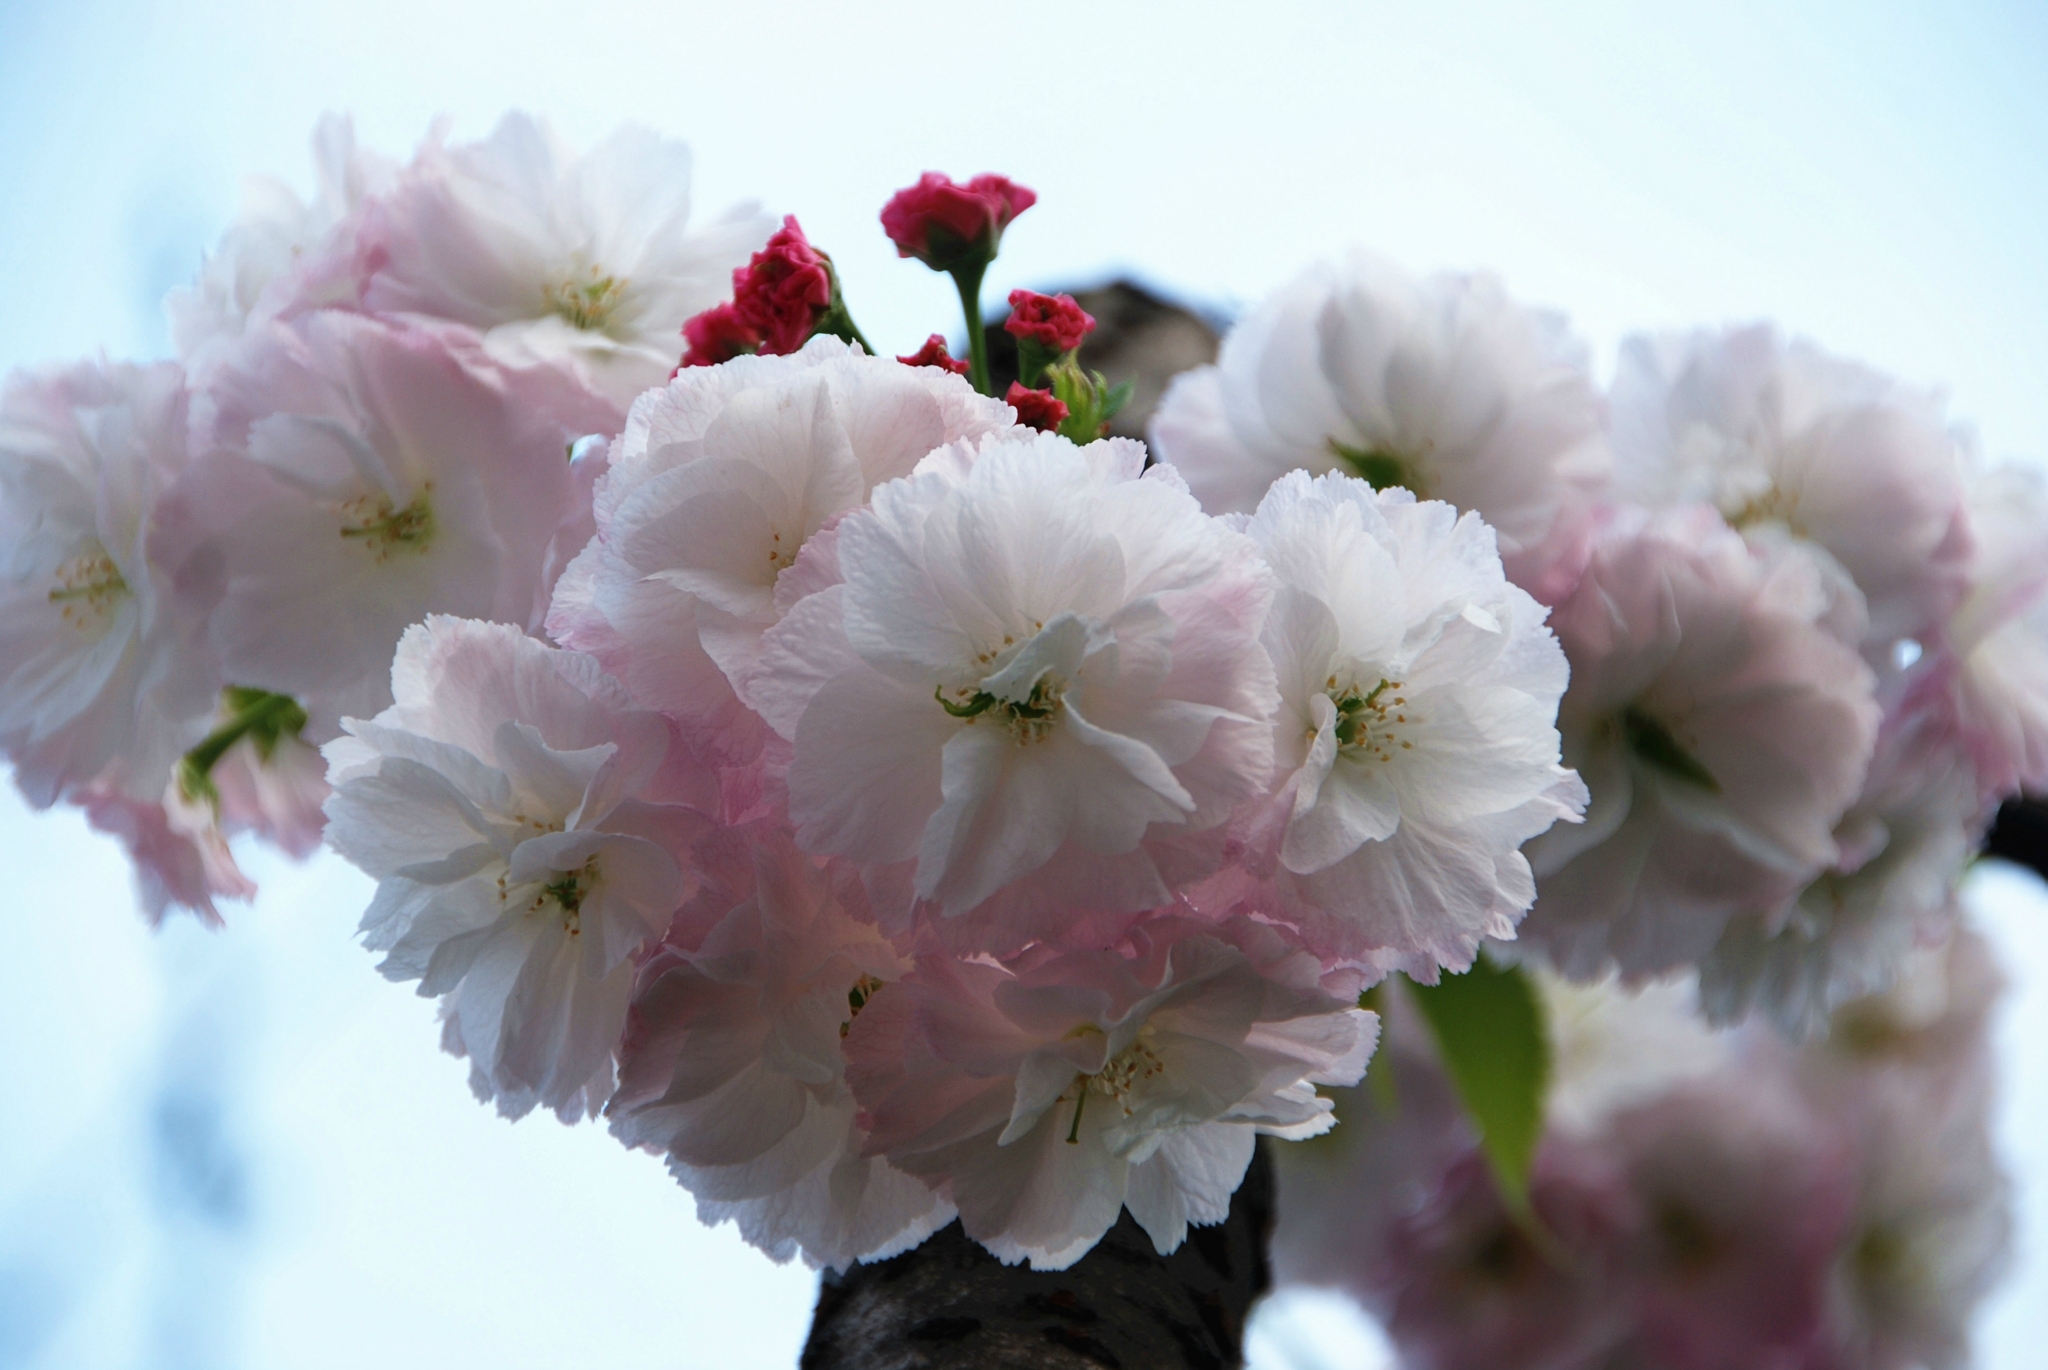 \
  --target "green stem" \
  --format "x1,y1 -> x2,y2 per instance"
1065,1080 -> 1090,1145
951,261 -> 991,396
179,689 -> 308,803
